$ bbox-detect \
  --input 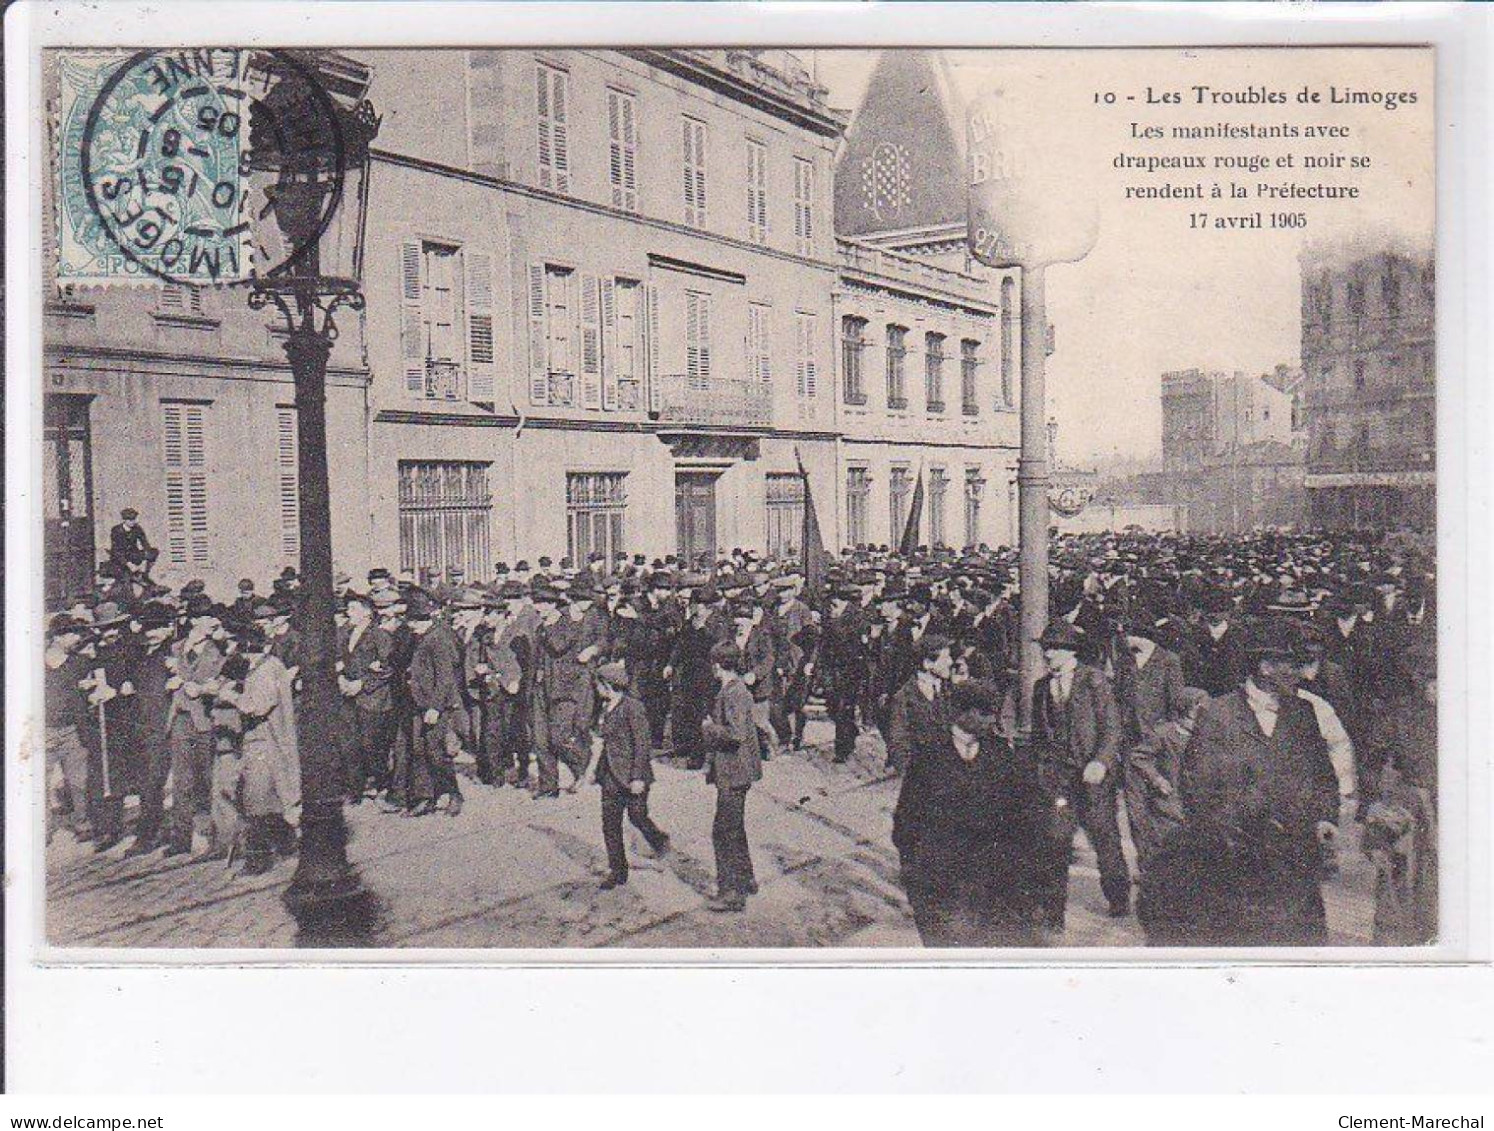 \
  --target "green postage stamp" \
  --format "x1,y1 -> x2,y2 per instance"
55,49 -> 255,286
